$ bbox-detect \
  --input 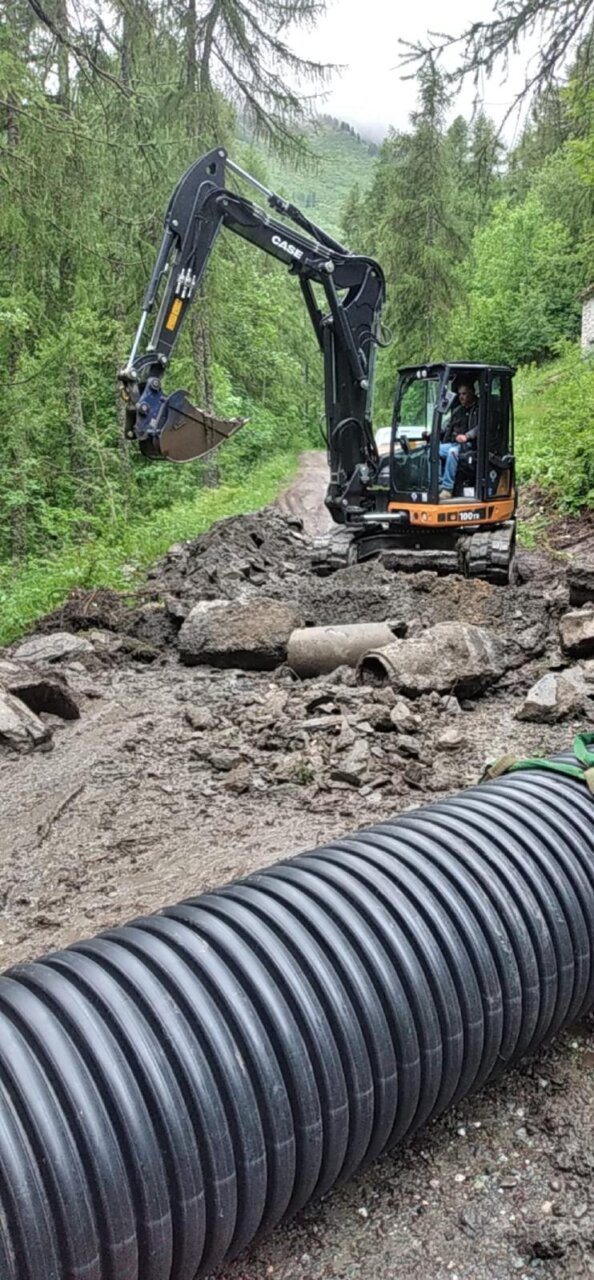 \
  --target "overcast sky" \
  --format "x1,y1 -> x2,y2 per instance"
289,0 -> 535,142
